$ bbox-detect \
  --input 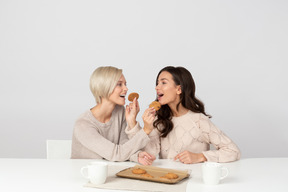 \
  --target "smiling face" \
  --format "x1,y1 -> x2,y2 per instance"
155,71 -> 182,107
108,75 -> 128,106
